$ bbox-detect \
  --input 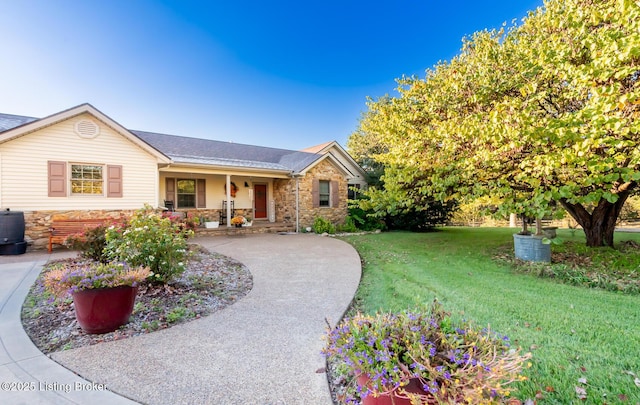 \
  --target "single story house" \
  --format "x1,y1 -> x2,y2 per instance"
0,103 -> 368,249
